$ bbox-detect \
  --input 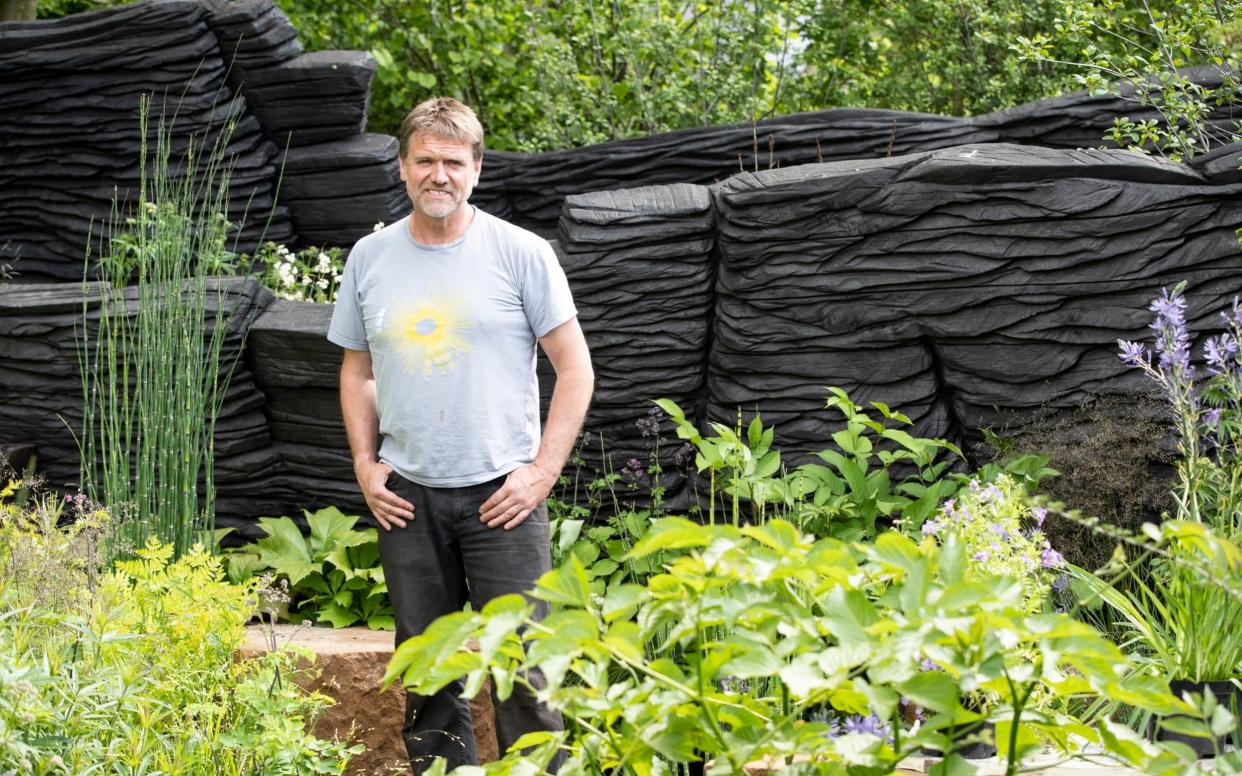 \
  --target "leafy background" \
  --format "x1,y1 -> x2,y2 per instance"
36,0 -> 1229,152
